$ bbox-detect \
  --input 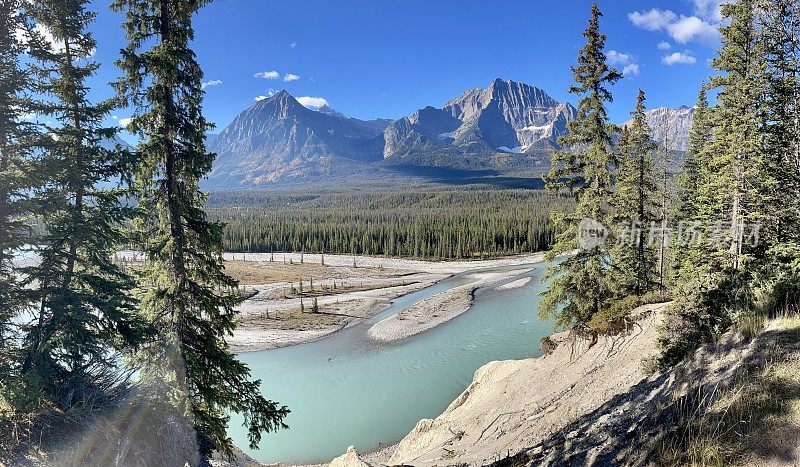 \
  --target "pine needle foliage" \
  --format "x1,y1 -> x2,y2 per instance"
541,2 -> 622,330
19,0 -> 148,411
112,0 -> 288,457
